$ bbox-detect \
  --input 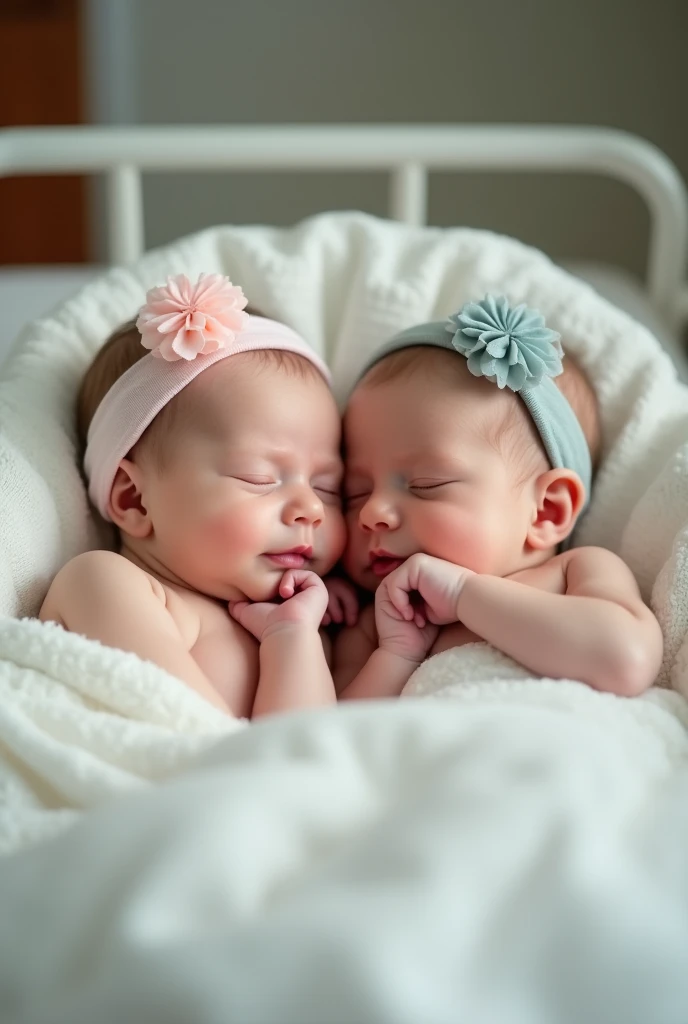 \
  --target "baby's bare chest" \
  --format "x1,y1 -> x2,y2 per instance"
162,586 -> 259,717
